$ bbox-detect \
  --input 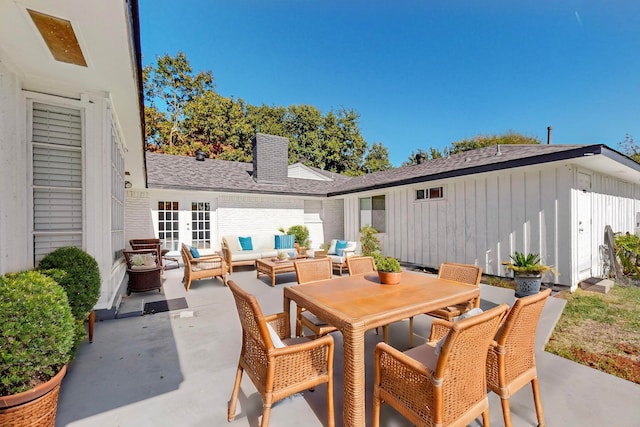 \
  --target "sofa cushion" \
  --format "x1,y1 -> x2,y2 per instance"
335,240 -> 348,256
238,236 -> 253,250
275,234 -> 295,249
232,250 -> 263,262
260,250 -> 279,258
327,239 -> 338,255
223,235 -> 241,252
189,246 -> 200,258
